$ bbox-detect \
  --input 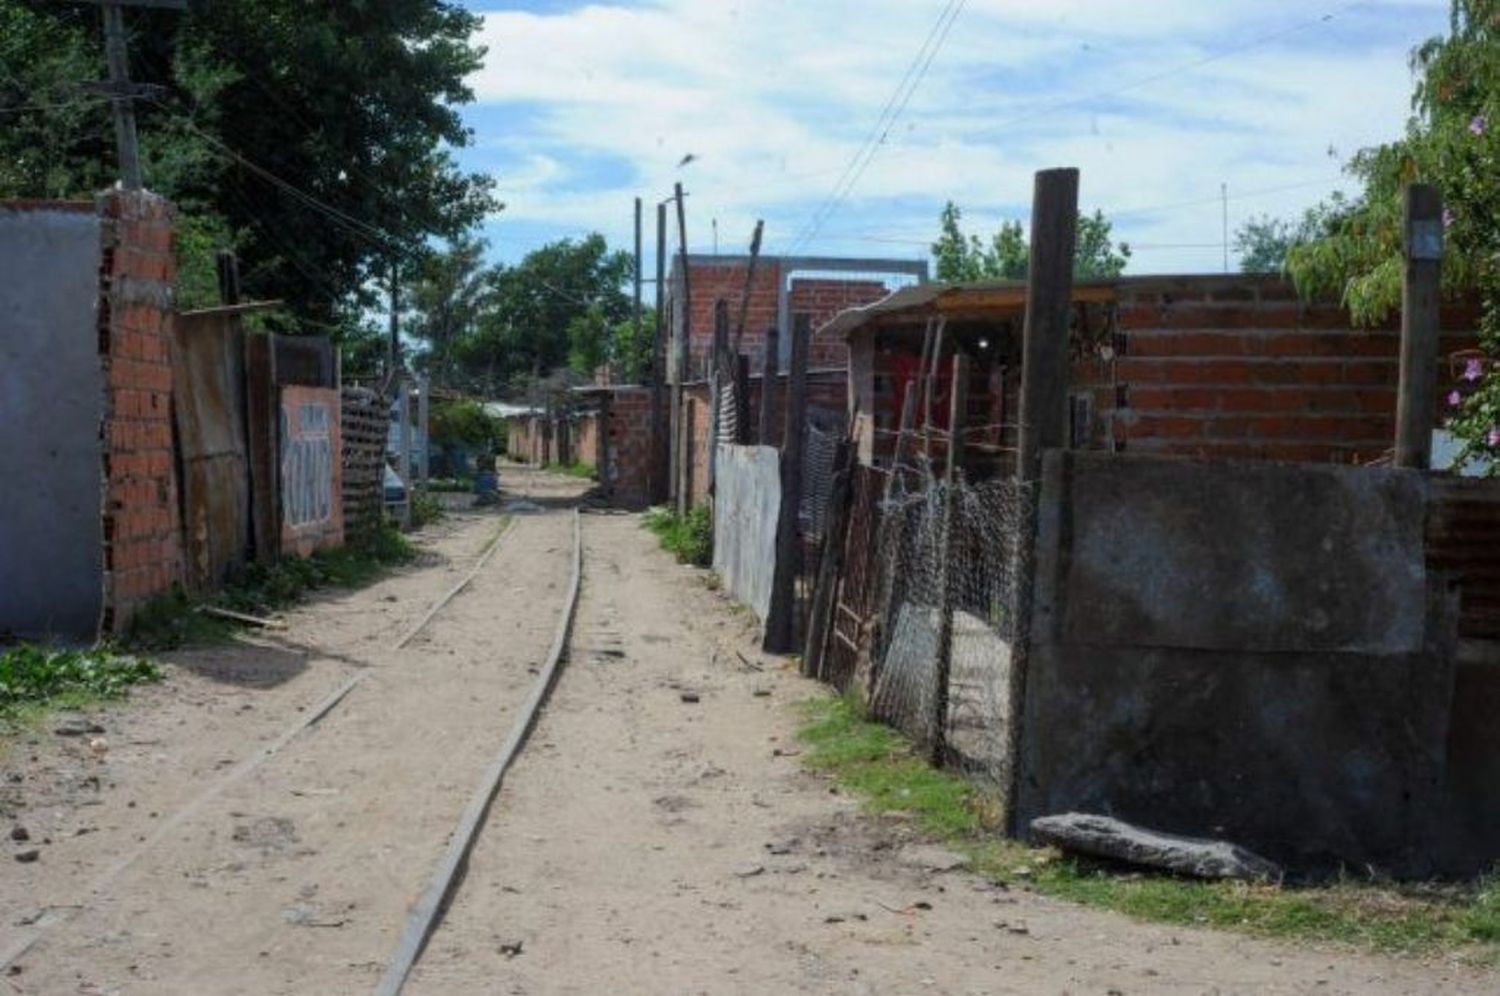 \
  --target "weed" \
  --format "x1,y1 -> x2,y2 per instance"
547,461 -> 597,481
796,693 -> 1500,960
426,477 -> 473,493
0,645 -> 161,716
128,525 -> 416,650
643,505 -> 712,567
410,490 -> 444,528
